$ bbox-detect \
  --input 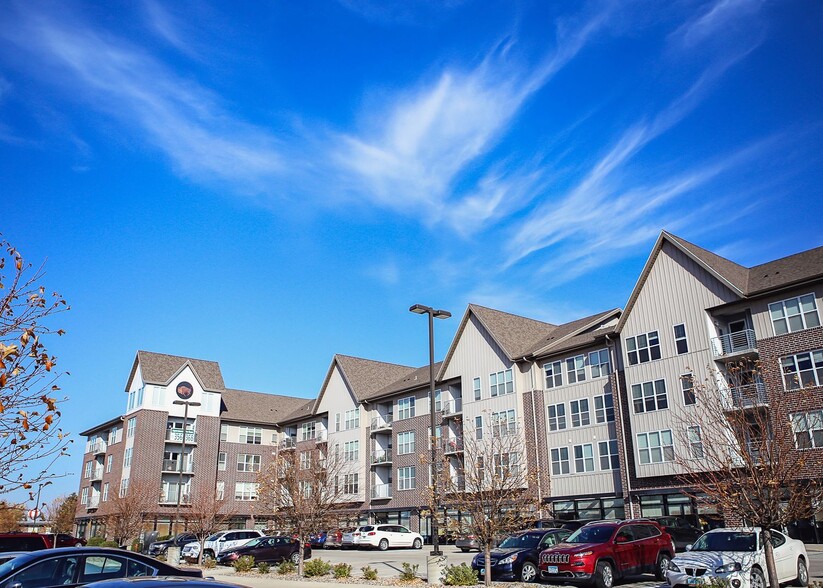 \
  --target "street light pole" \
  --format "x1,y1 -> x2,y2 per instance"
410,304 -> 451,557
33,481 -> 52,533
172,400 -> 200,535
